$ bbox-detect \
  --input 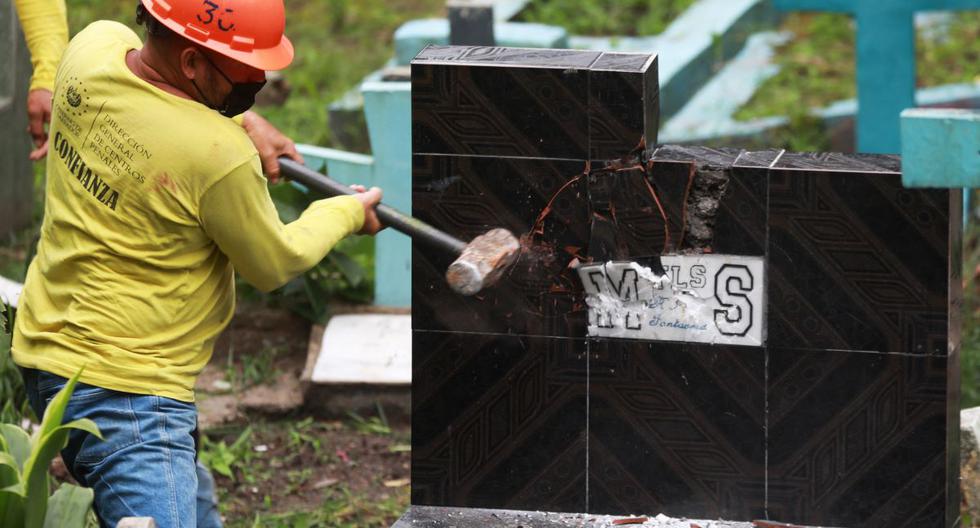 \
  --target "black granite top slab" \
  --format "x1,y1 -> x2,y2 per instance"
772,152 -> 901,173
591,52 -> 657,72
733,149 -> 784,168
413,45 -> 603,69
649,144 -> 743,170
